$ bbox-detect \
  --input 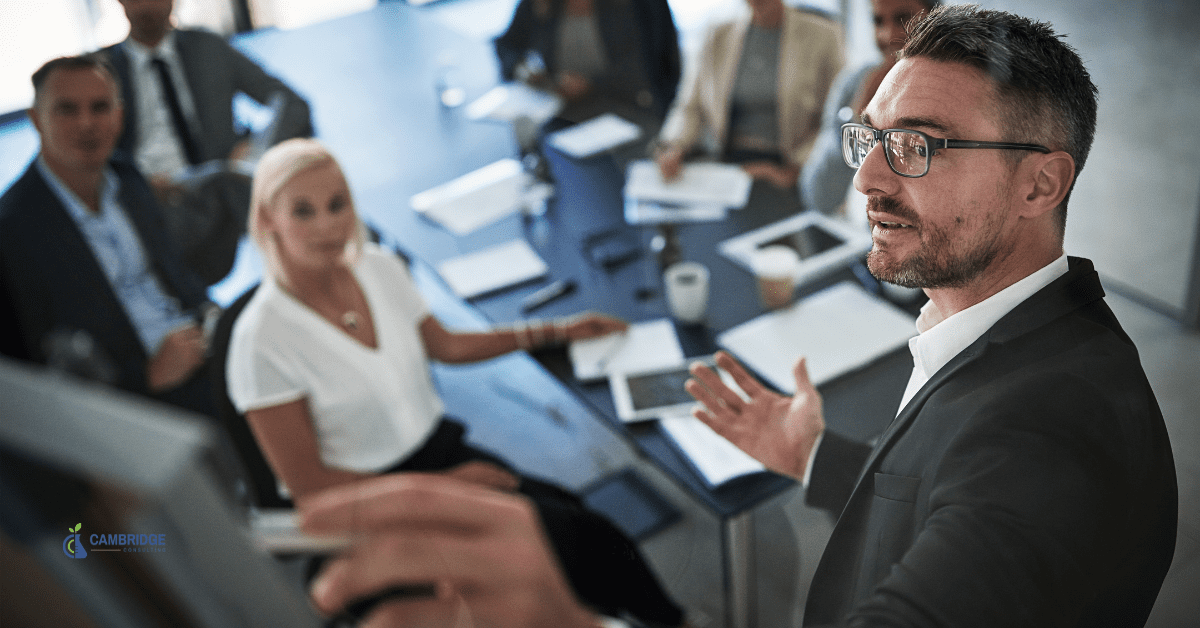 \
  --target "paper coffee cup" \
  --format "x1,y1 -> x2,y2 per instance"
751,246 -> 798,309
664,261 -> 710,324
